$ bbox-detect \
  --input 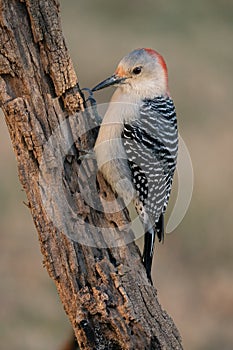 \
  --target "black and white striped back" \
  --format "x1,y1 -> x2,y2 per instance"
122,95 -> 178,233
